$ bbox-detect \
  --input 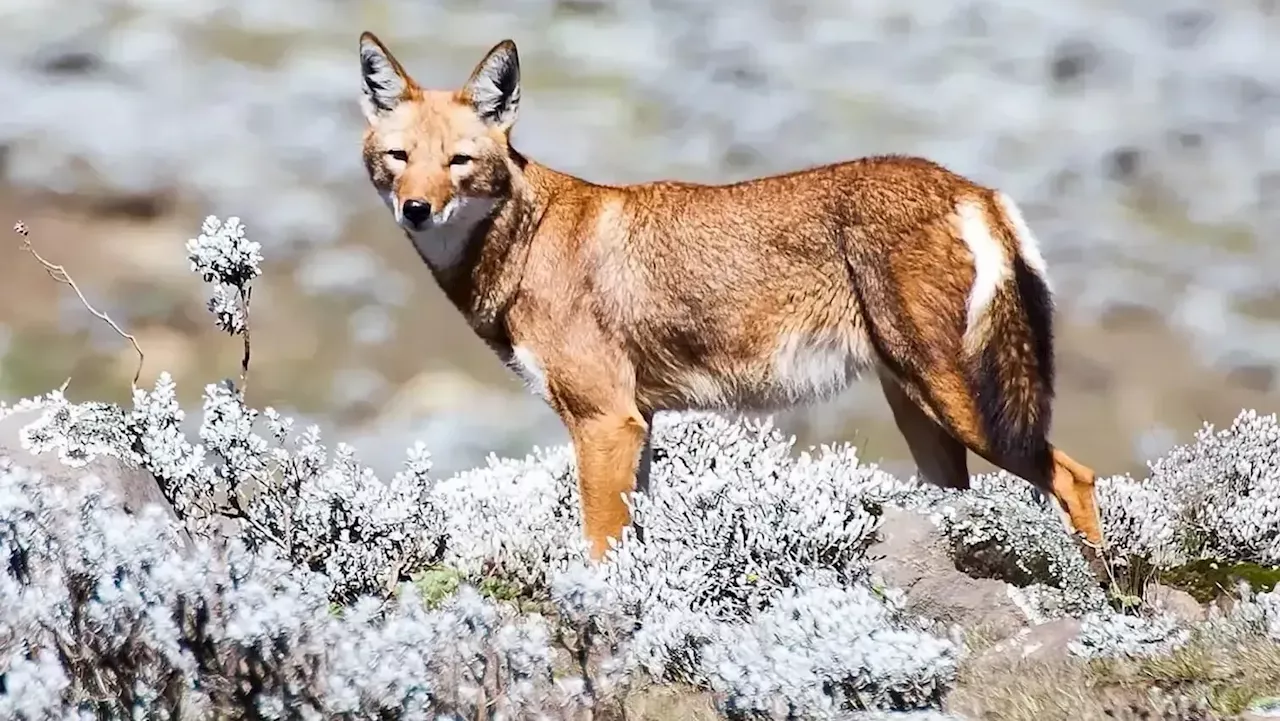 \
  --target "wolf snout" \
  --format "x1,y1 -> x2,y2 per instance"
401,198 -> 433,228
